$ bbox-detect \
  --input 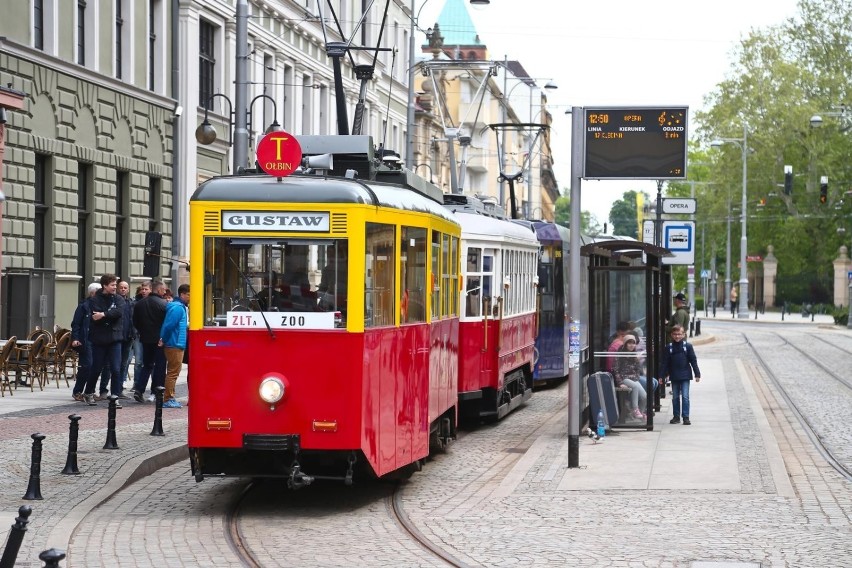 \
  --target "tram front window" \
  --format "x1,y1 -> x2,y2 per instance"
203,237 -> 348,329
